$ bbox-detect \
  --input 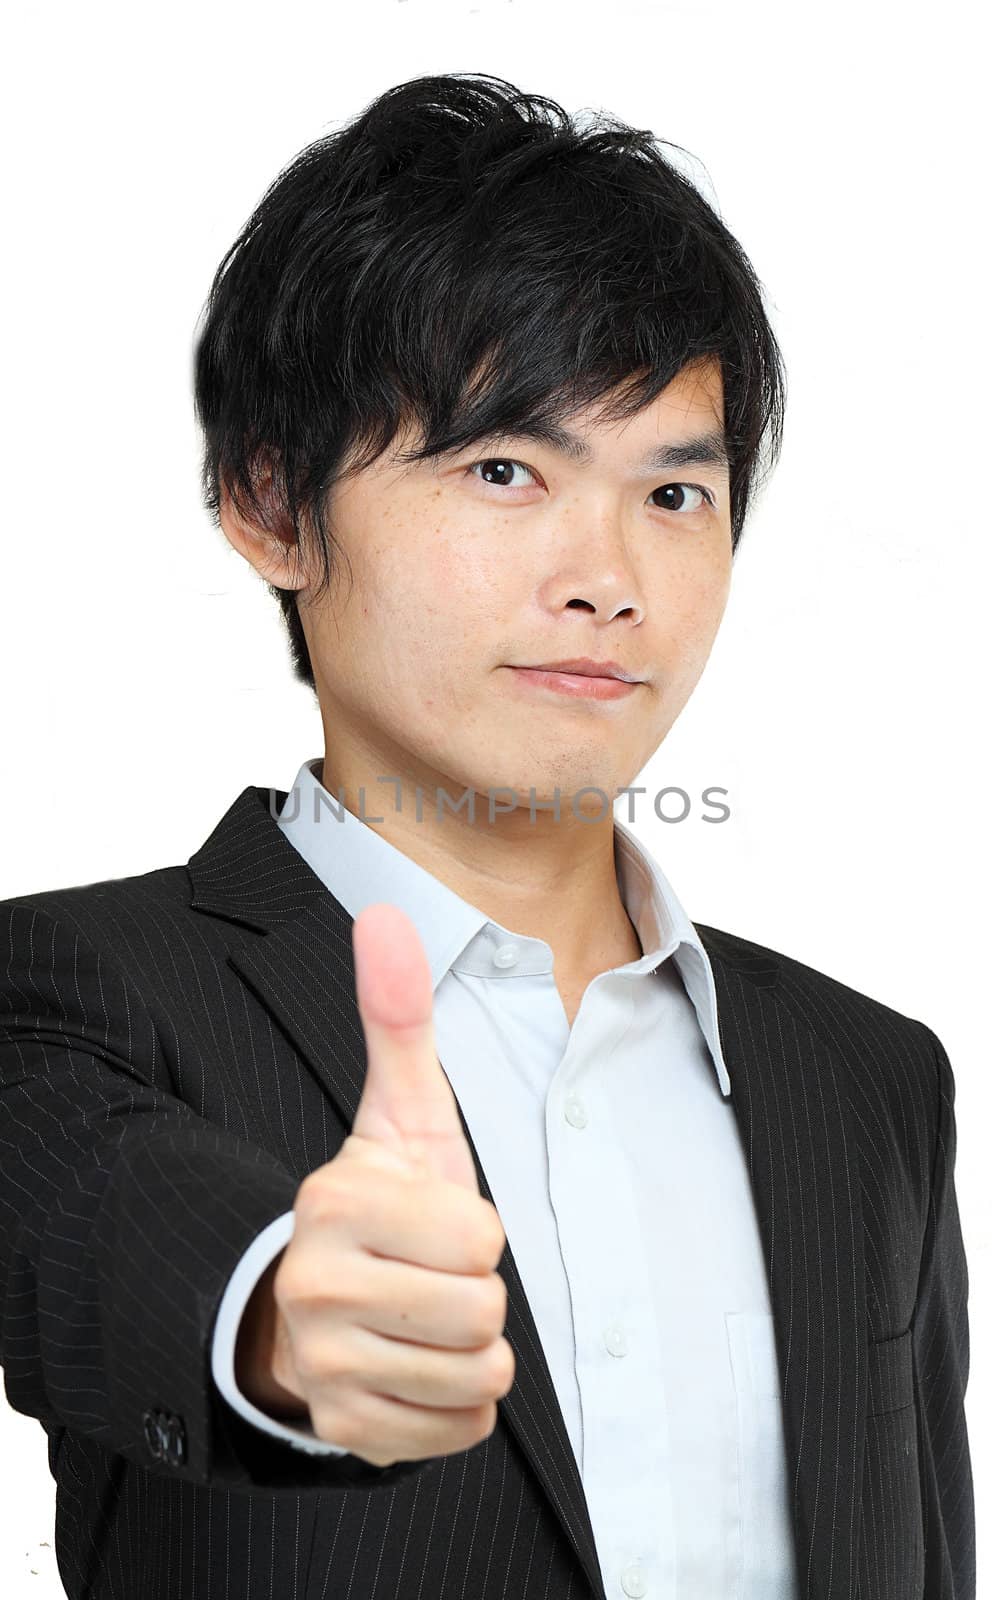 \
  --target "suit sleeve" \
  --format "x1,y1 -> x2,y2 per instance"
0,899 -> 438,1496
912,1026 -> 976,1599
